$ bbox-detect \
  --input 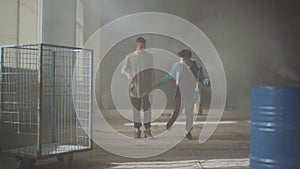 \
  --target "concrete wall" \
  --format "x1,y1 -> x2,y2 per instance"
0,0 -> 38,45
1,0 -> 299,111
0,0 -> 18,45
42,0 -> 76,46
82,0 -> 300,111
19,0 -> 38,44
0,0 -> 78,46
